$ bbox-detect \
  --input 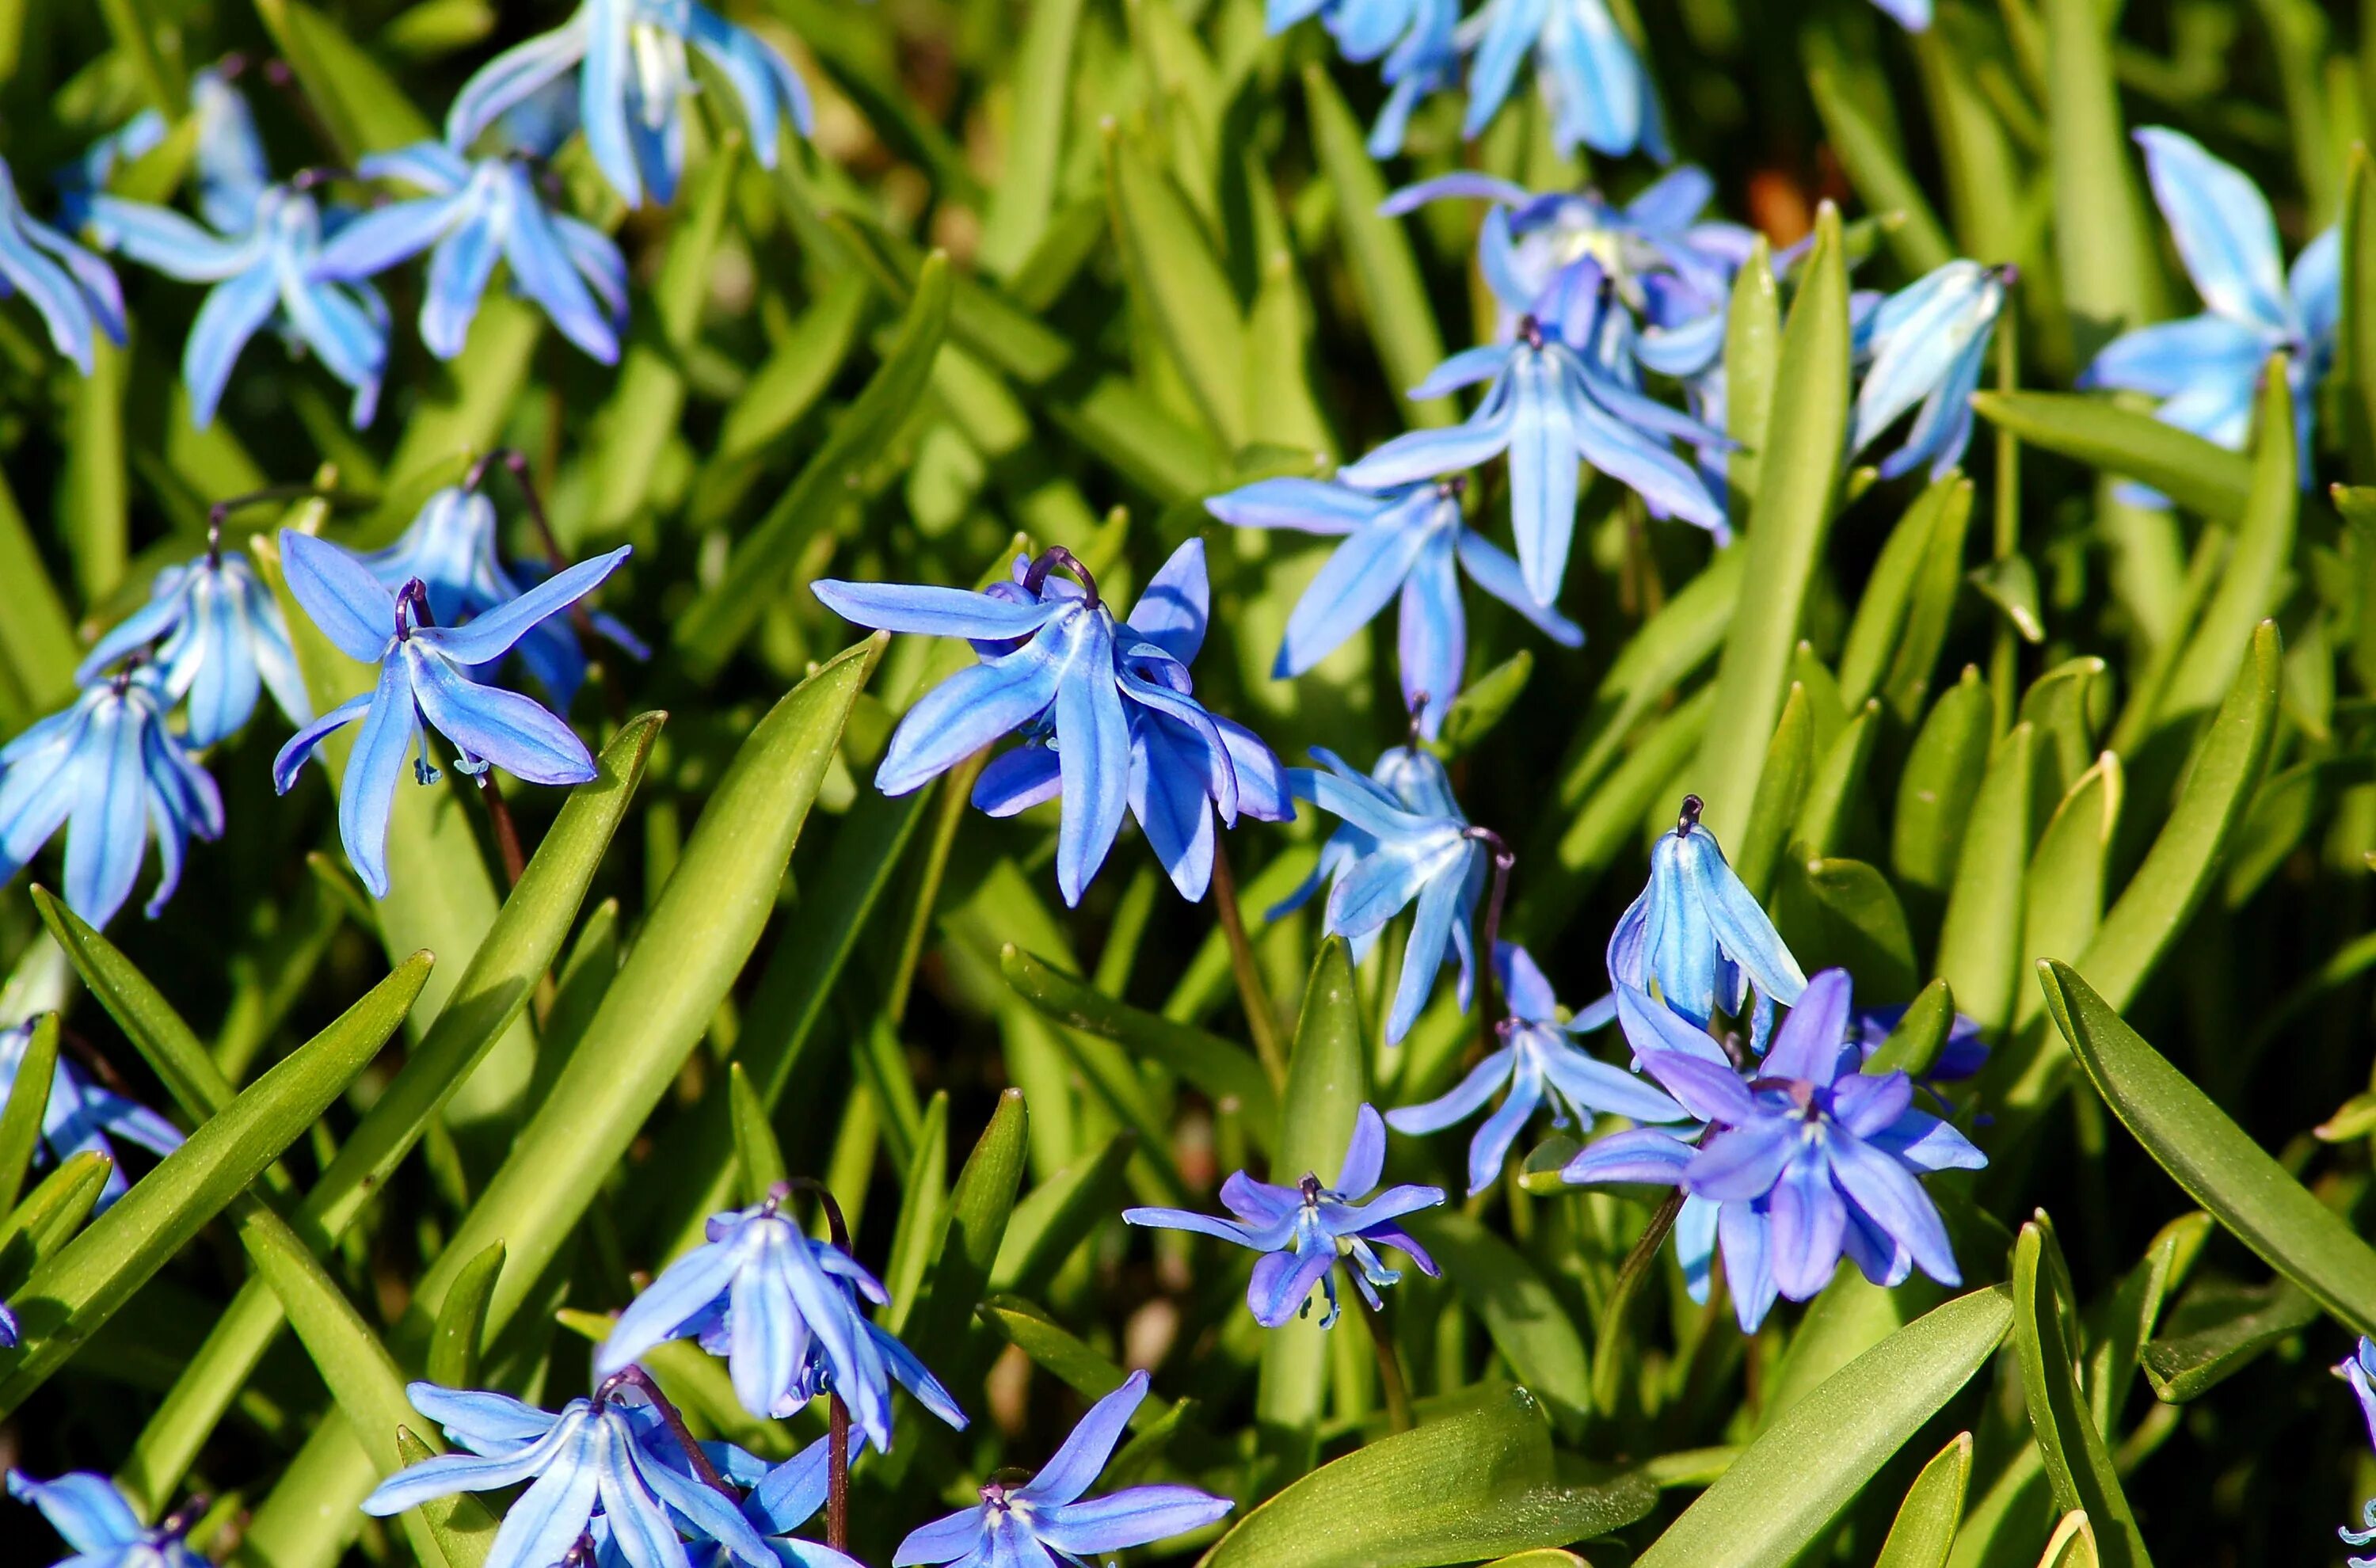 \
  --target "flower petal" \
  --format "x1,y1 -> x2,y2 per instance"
406,649 -> 594,785
1033,1486 -> 1234,1555
1013,1370 -> 1146,1508
417,546 -> 631,666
